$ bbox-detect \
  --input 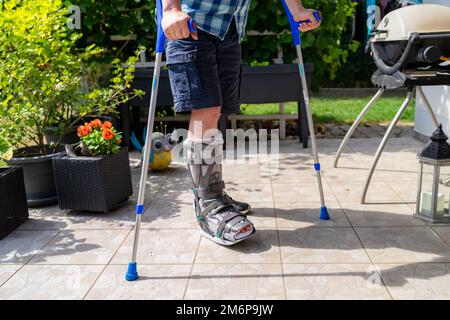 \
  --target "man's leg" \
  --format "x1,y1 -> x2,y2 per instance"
189,107 -> 251,214
184,107 -> 254,245
166,29 -> 254,245
189,107 -> 221,140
